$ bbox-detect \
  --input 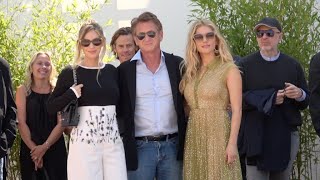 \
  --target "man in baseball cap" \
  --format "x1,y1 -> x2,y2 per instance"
237,17 -> 309,180
254,17 -> 282,32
